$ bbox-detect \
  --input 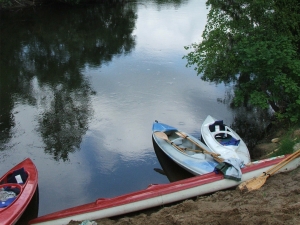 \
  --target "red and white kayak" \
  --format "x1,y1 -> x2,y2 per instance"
29,155 -> 300,225
0,158 -> 38,225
